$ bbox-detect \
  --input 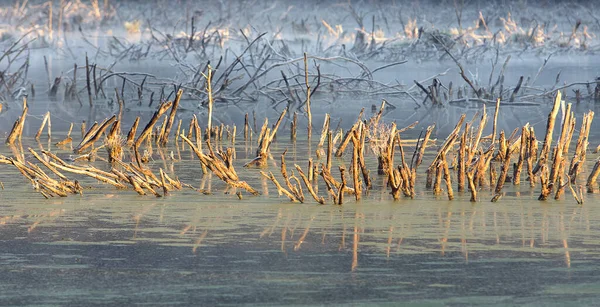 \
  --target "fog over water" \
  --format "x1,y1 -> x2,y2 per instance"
1,0 -> 600,305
